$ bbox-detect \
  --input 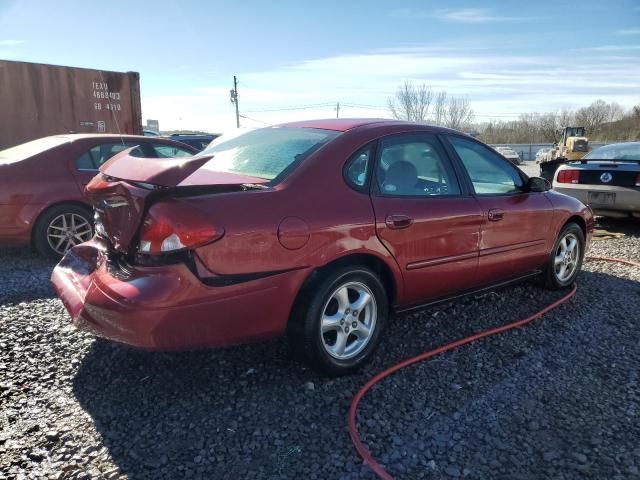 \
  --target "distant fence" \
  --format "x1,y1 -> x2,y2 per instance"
489,142 -> 613,162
